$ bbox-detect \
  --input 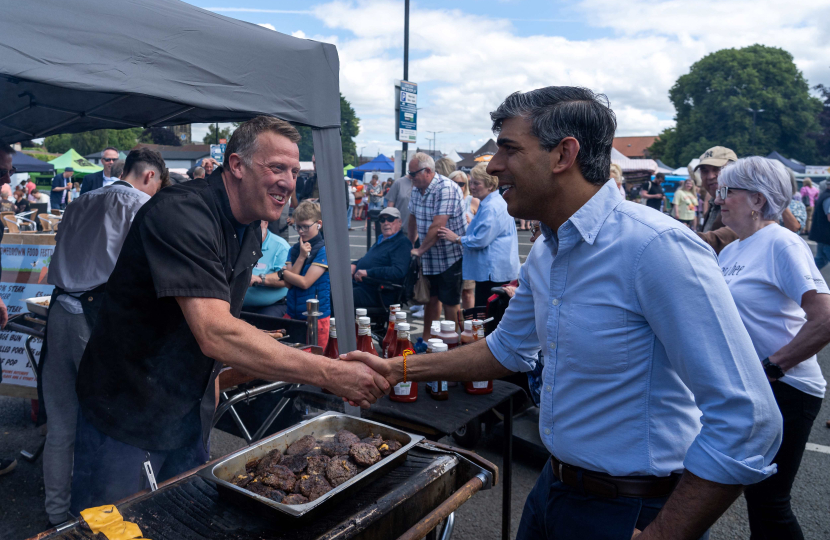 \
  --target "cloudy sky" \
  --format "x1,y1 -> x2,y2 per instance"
185,0 -> 830,158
